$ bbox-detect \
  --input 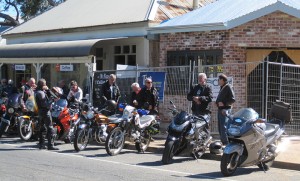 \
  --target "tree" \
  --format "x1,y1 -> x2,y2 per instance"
0,0 -> 65,27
